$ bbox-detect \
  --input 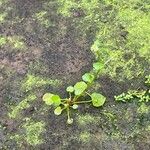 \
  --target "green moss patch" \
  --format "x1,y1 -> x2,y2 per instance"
33,11 -> 54,28
21,74 -> 62,92
10,119 -> 45,146
0,35 -> 26,50
77,114 -> 99,127
9,94 -> 37,119
79,131 -> 91,143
